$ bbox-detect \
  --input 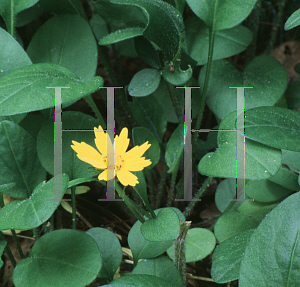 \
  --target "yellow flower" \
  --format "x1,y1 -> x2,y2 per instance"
71,126 -> 151,186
